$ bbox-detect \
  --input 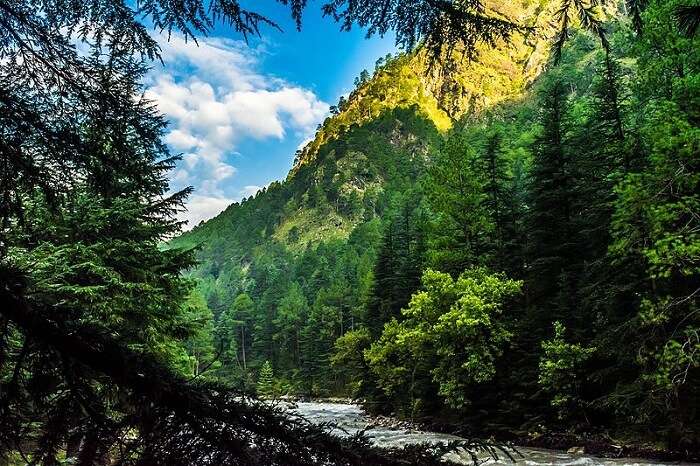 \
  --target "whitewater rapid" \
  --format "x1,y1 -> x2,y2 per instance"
292,401 -> 695,466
